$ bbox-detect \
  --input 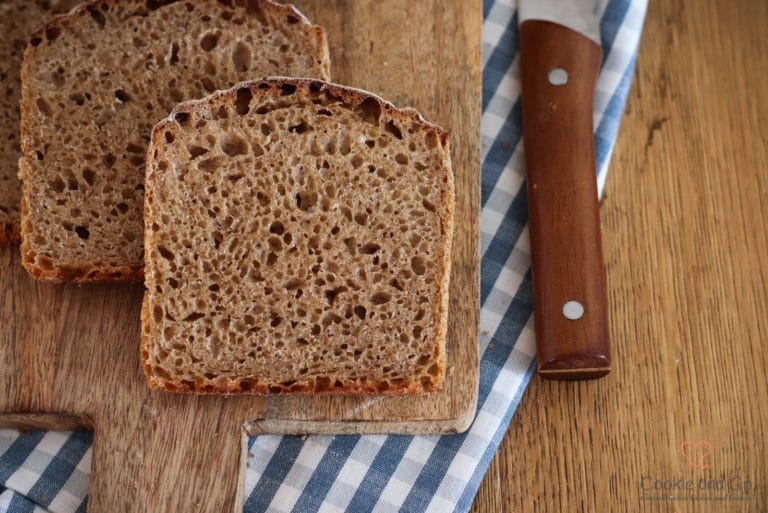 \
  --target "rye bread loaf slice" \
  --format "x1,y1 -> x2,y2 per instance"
142,79 -> 454,395
0,0 -> 82,245
19,0 -> 330,282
